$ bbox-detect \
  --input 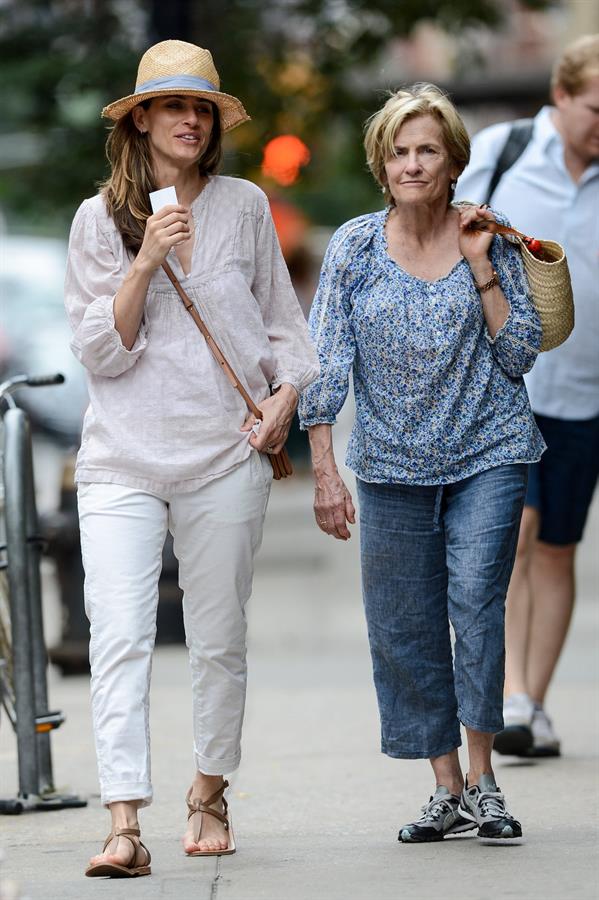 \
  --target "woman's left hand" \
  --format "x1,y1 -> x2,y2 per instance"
458,205 -> 495,265
240,383 -> 298,454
